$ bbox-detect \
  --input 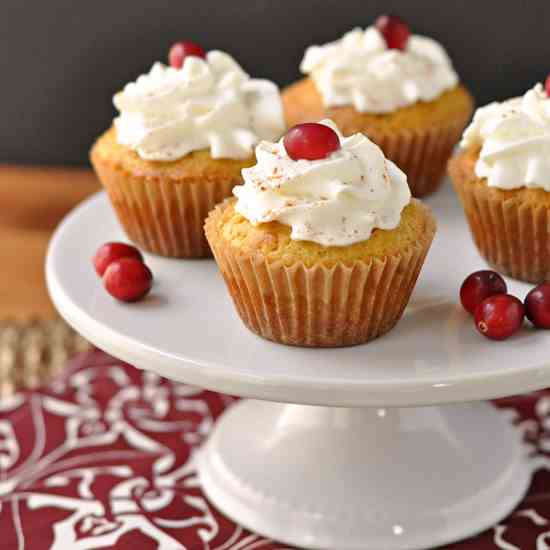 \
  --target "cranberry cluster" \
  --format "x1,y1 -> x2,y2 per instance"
93,243 -> 153,302
460,270 -> 550,340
